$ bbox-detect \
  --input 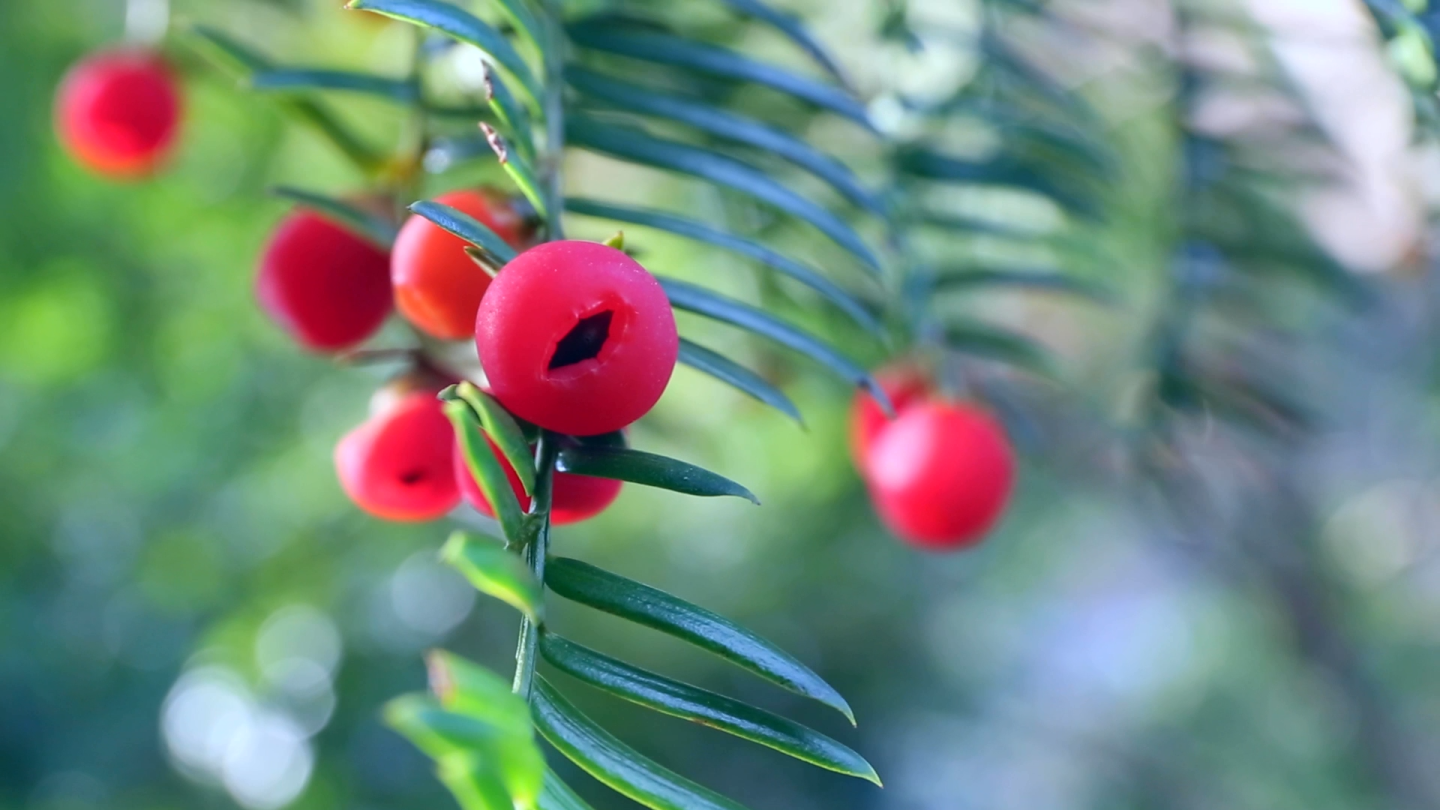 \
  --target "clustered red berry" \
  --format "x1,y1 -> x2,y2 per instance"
256,209 -> 393,352
392,189 -> 532,340
335,391 -> 459,522
55,50 -> 182,179
850,365 -> 1015,551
